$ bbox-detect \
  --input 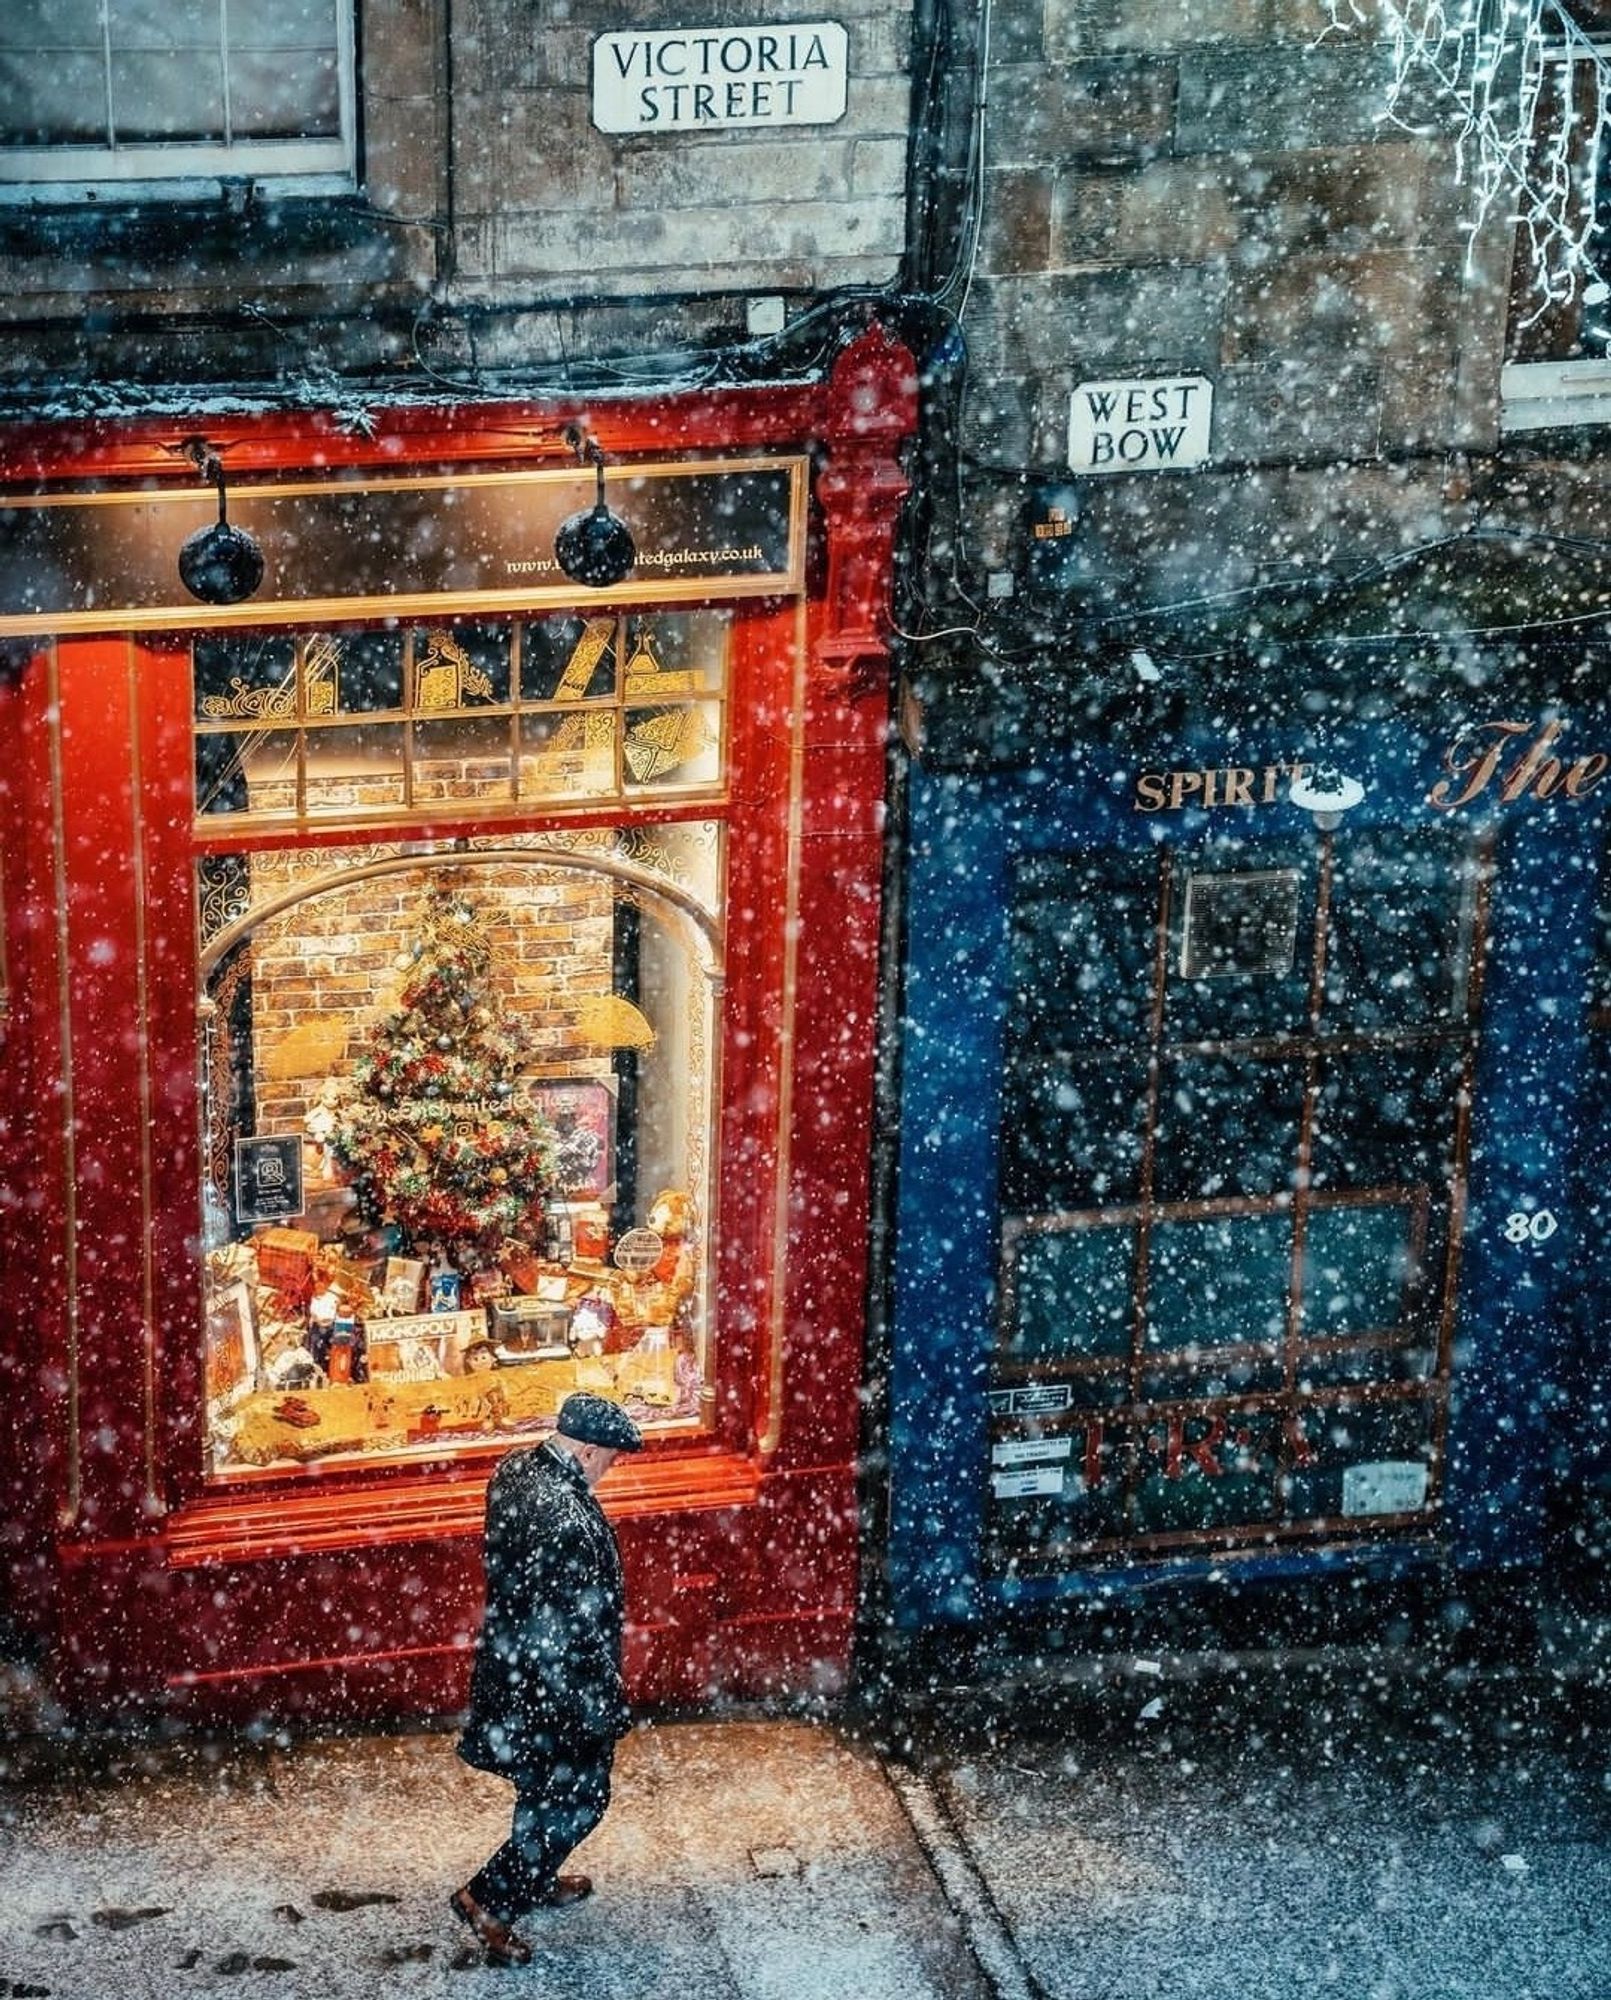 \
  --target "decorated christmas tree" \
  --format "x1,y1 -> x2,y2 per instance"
324,878 -> 559,1266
